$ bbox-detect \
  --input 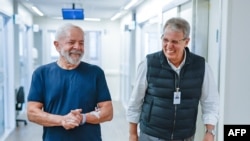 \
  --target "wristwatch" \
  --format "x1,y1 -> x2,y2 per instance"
206,129 -> 216,136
